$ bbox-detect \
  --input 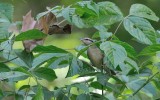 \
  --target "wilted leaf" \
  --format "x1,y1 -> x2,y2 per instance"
35,12 -> 56,34
21,11 -> 36,32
